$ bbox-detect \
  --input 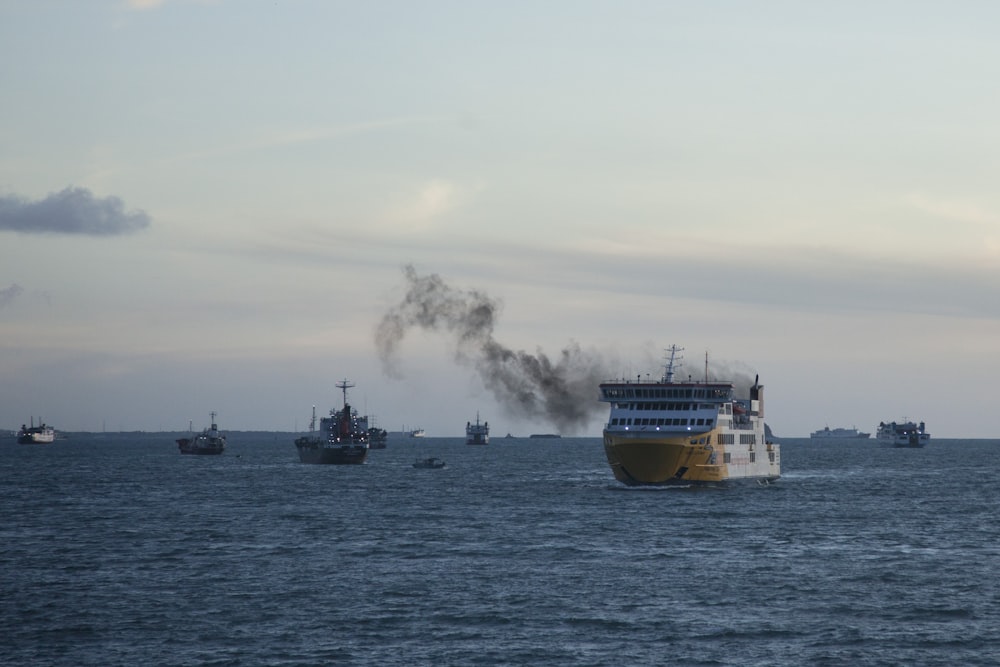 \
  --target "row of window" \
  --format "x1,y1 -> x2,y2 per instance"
609,417 -> 715,427
602,386 -> 733,400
